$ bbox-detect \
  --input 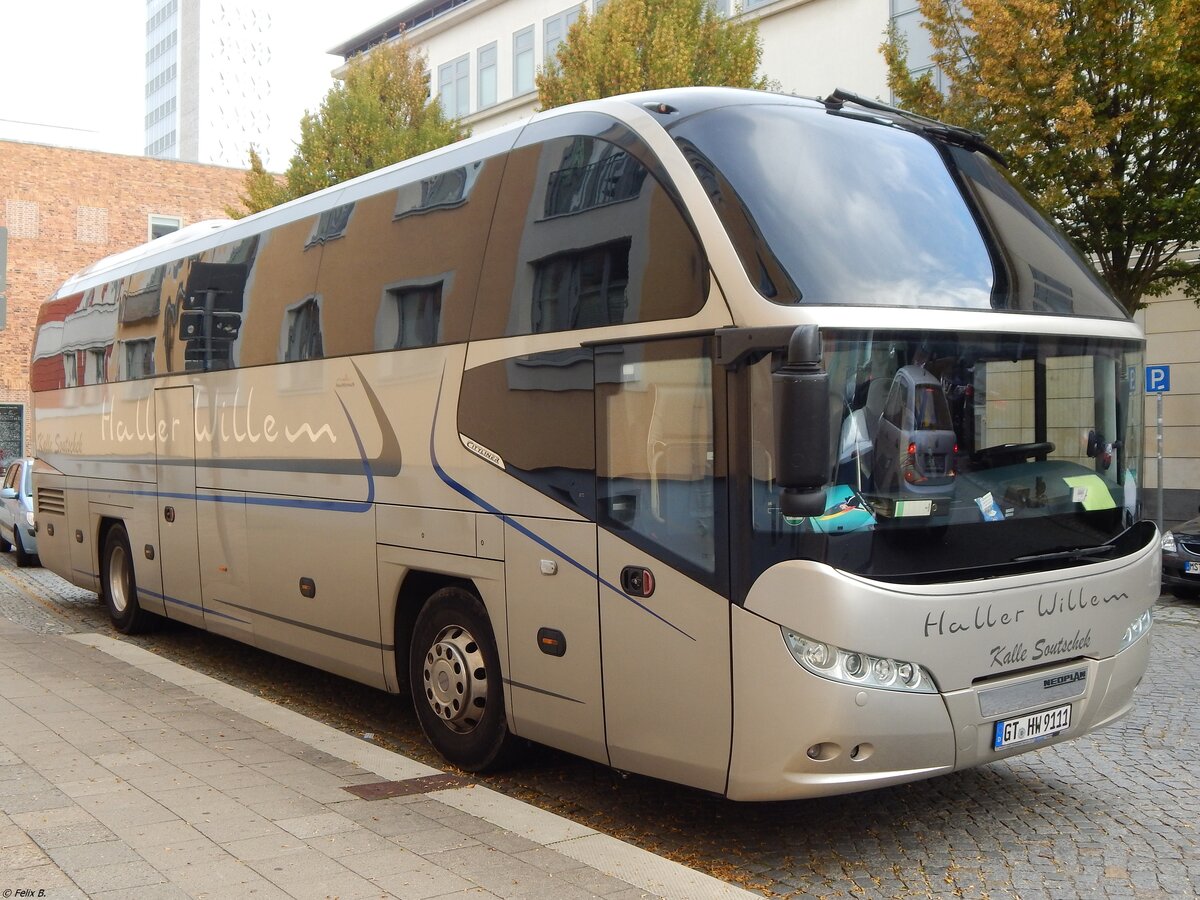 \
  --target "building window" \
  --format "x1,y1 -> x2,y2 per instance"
438,55 -> 470,118
889,0 -> 946,94
387,283 -> 443,349
478,43 -> 497,109
149,214 -> 182,241
544,6 -> 582,64
284,297 -> 324,361
513,26 -> 535,95
533,240 -> 630,332
122,339 -> 156,380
